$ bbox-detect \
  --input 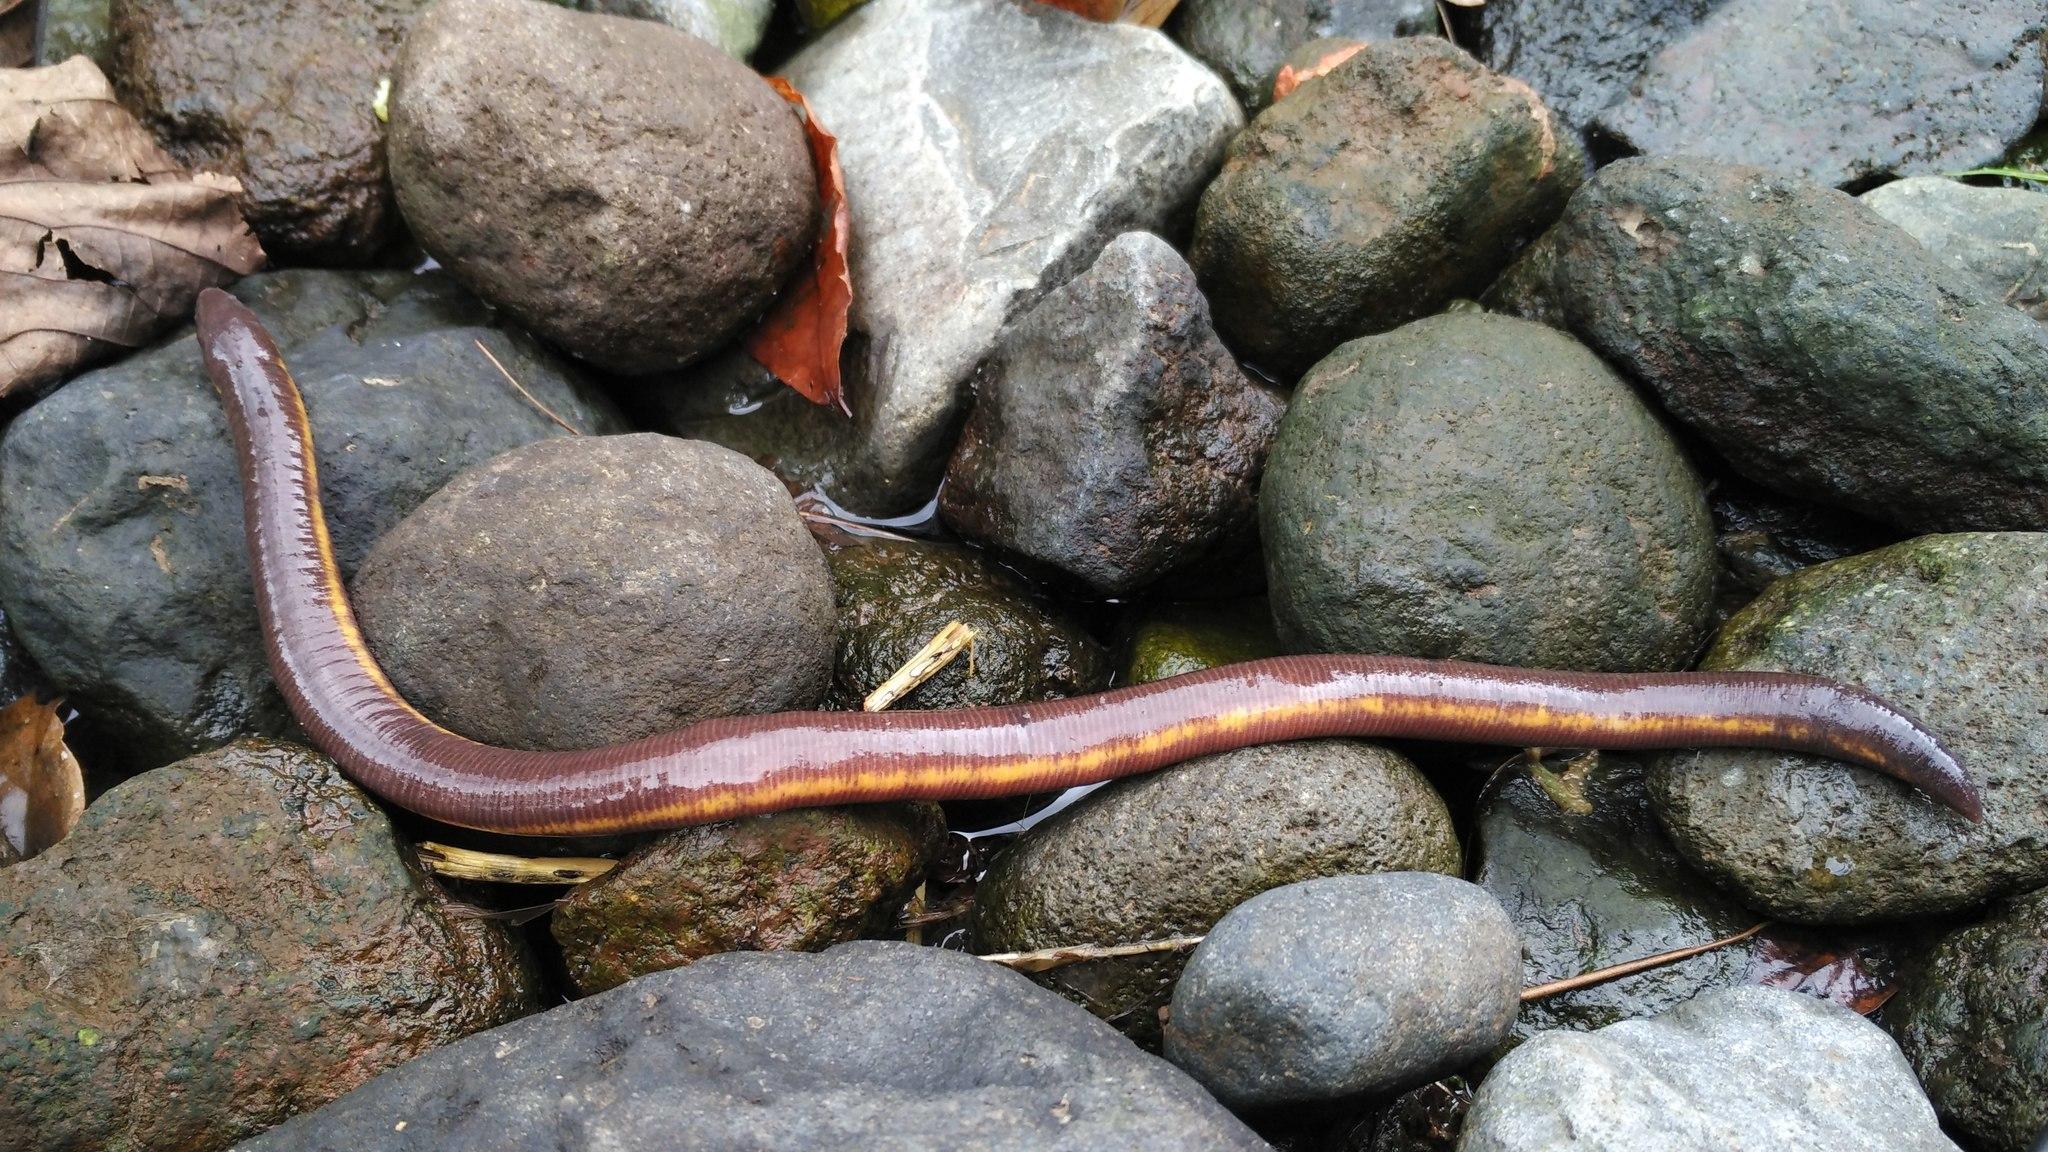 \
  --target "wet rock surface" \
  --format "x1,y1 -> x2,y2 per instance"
1472,0 -> 1723,130
1497,156 -> 2048,532
1889,886 -> 2048,1152
0,740 -> 539,1152
34,0 -> 112,67
825,537 -> 1110,711
107,0 -> 426,263
1190,38 -> 1582,379
695,0 -> 1240,513
1863,176 -> 2048,321
1460,986 -> 1956,1152
0,271 -> 622,772
1166,873 -> 1521,1108
972,740 -> 1458,1047
1261,312 -> 1714,670
551,805 -> 943,995
390,0 -> 816,375
353,435 -> 835,751
1120,598 -> 1280,686
940,233 -> 1283,595
568,0 -> 771,57
1596,0 -> 2046,188
1168,0 -> 1436,110
1708,477 -> 1899,612
1648,533 -> 2048,923
236,941 -> 1269,1152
